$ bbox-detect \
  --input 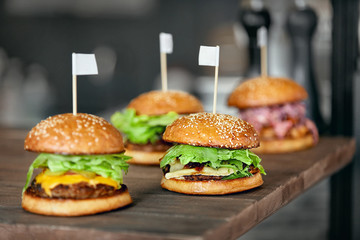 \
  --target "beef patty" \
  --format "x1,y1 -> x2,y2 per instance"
25,179 -> 126,199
